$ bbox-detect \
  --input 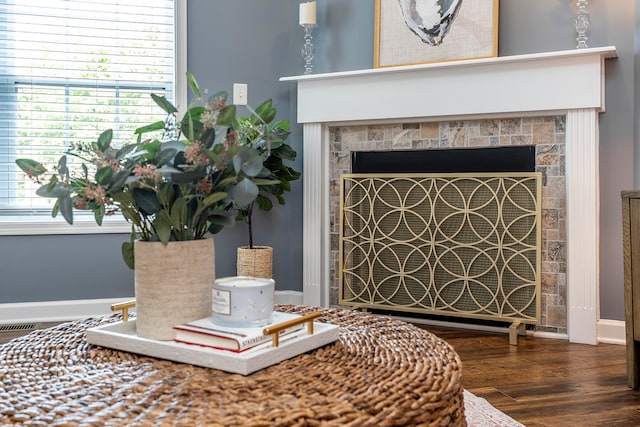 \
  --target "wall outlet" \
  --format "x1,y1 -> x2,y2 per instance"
233,83 -> 248,106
